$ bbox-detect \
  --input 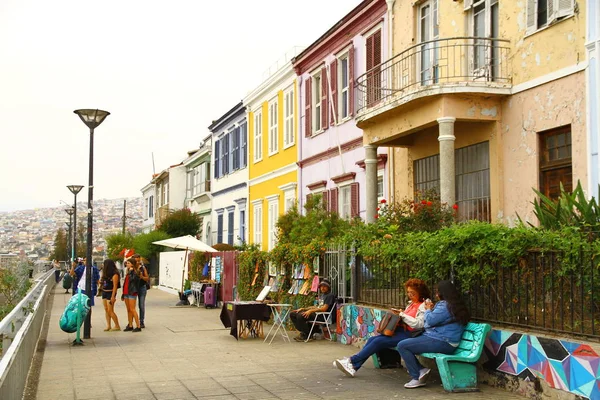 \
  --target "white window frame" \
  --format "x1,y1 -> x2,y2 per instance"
268,99 -> 279,156
337,51 -> 351,123
312,72 -> 322,134
377,169 -> 385,202
254,111 -> 263,162
283,87 -> 295,148
252,200 -> 263,246
523,0 -> 575,36
148,195 -> 154,218
279,182 -> 297,213
266,195 -> 279,251
338,184 -> 352,220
